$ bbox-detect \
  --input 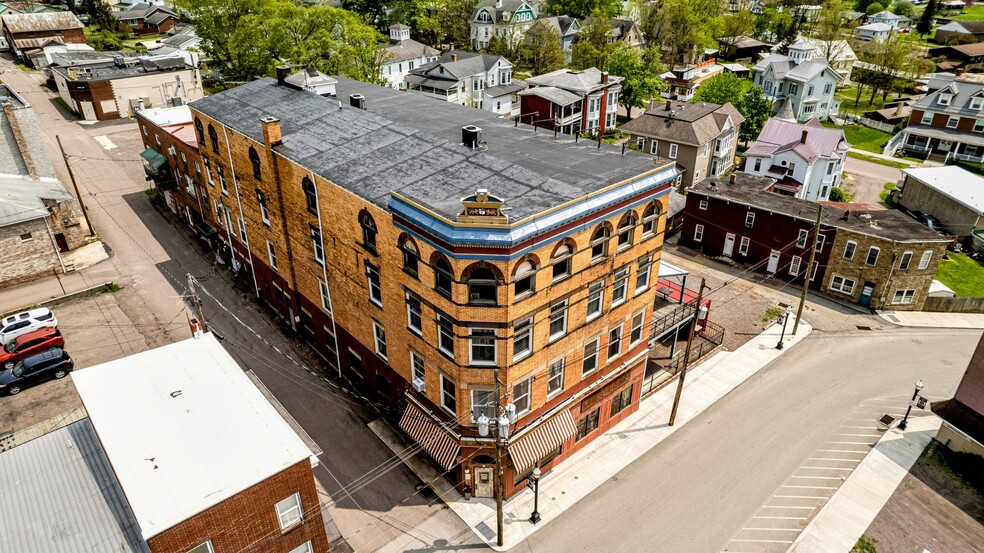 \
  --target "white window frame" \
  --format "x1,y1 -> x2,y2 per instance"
668,143 -> 678,159
921,112 -> 933,124
366,263 -> 382,307
745,212 -> 755,228
918,250 -> 933,269
469,328 -> 497,366
470,389 -> 494,422
738,236 -> 750,256
635,254 -> 652,293
796,229 -> 809,248
406,292 -> 422,335
549,299 -> 568,342
611,268 -> 629,307
547,357 -> 565,397
275,493 -> 303,529
815,233 -> 825,253
892,289 -> 915,304
288,542 -> 313,553
513,317 -> 532,361
266,240 -> 277,271
607,323 -> 624,360
650,139 -> 658,154
411,351 -> 425,391
629,309 -> 646,346
311,227 -> 324,264
319,279 -> 332,314
843,240 -> 857,260
899,251 -> 913,270
437,314 -> 454,358
512,376 -> 532,415
694,223 -> 704,242
947,116 -> 959,129
972,97 -> 984,110
699,199 -> 708,210
866,246 -> 880,266
586,281 -> 604,321
830,275 -> 856,295
372,321 -> 387,360
789,255 -> 802,275
636,136 -> 645,149
582,337 -> 600,376
186,541 -> 215,553
440,373 -> 457,415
